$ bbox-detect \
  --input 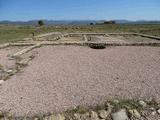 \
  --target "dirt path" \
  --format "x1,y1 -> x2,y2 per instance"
0,46 -> 160,117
